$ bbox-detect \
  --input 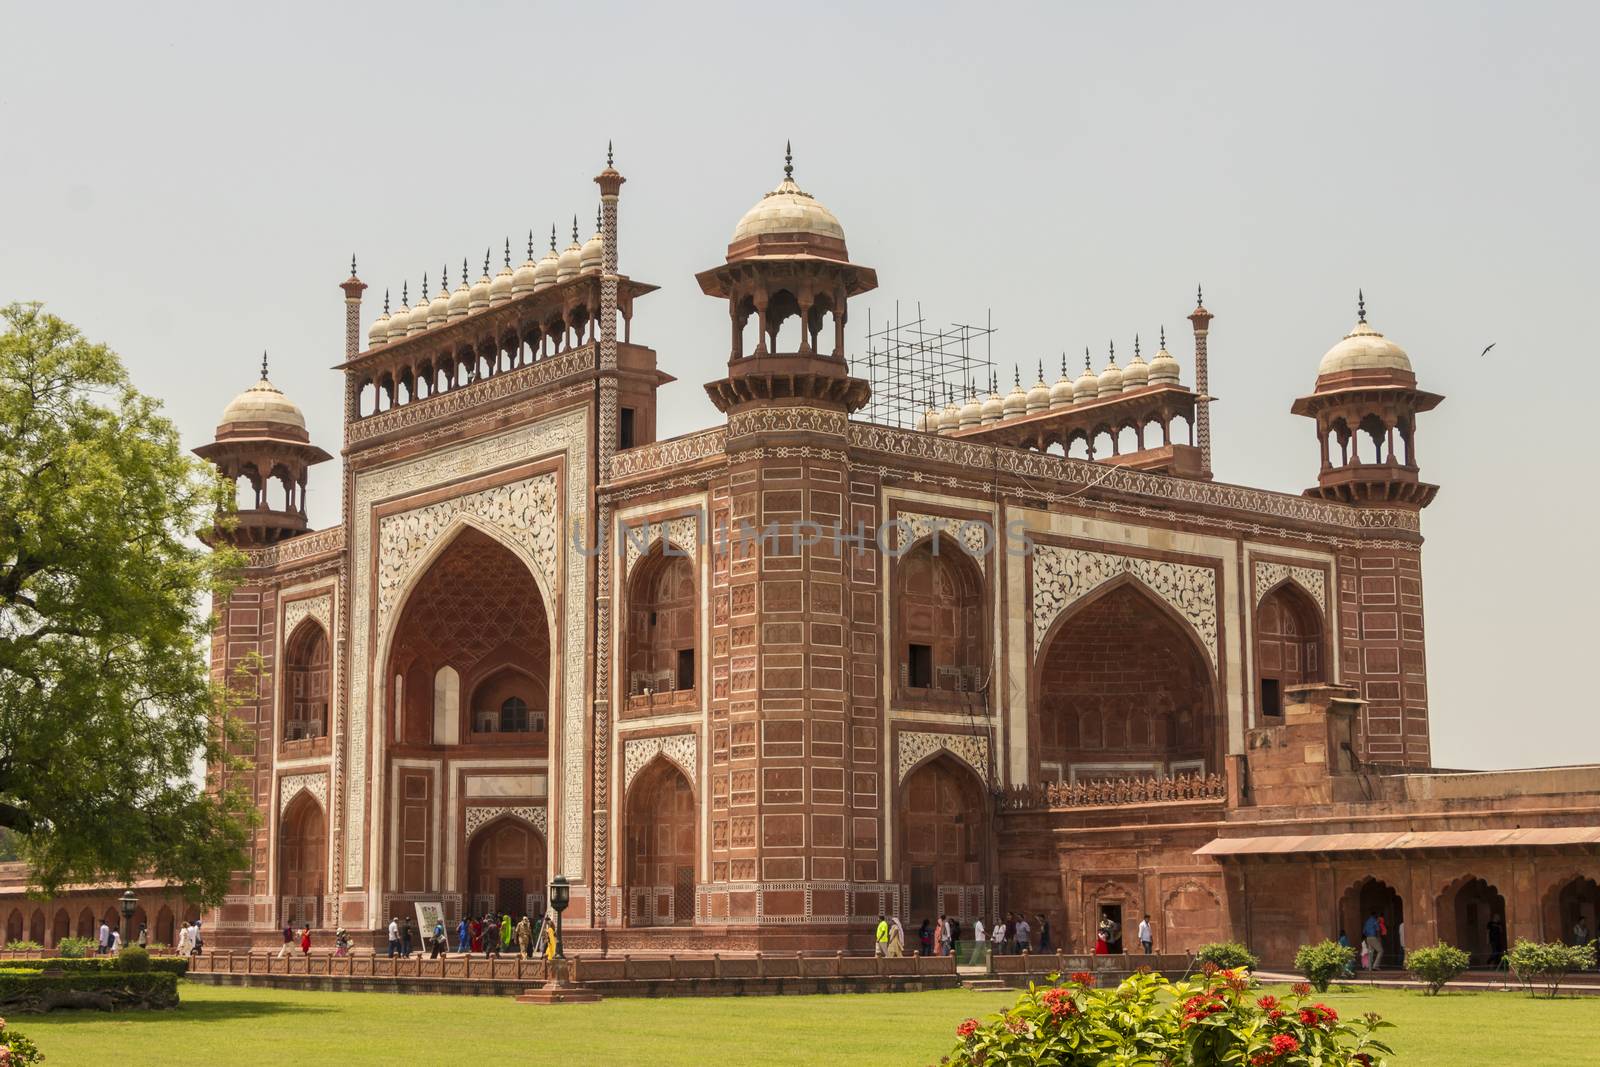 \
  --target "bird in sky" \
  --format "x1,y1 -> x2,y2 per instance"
1480,343 -> 1496,357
